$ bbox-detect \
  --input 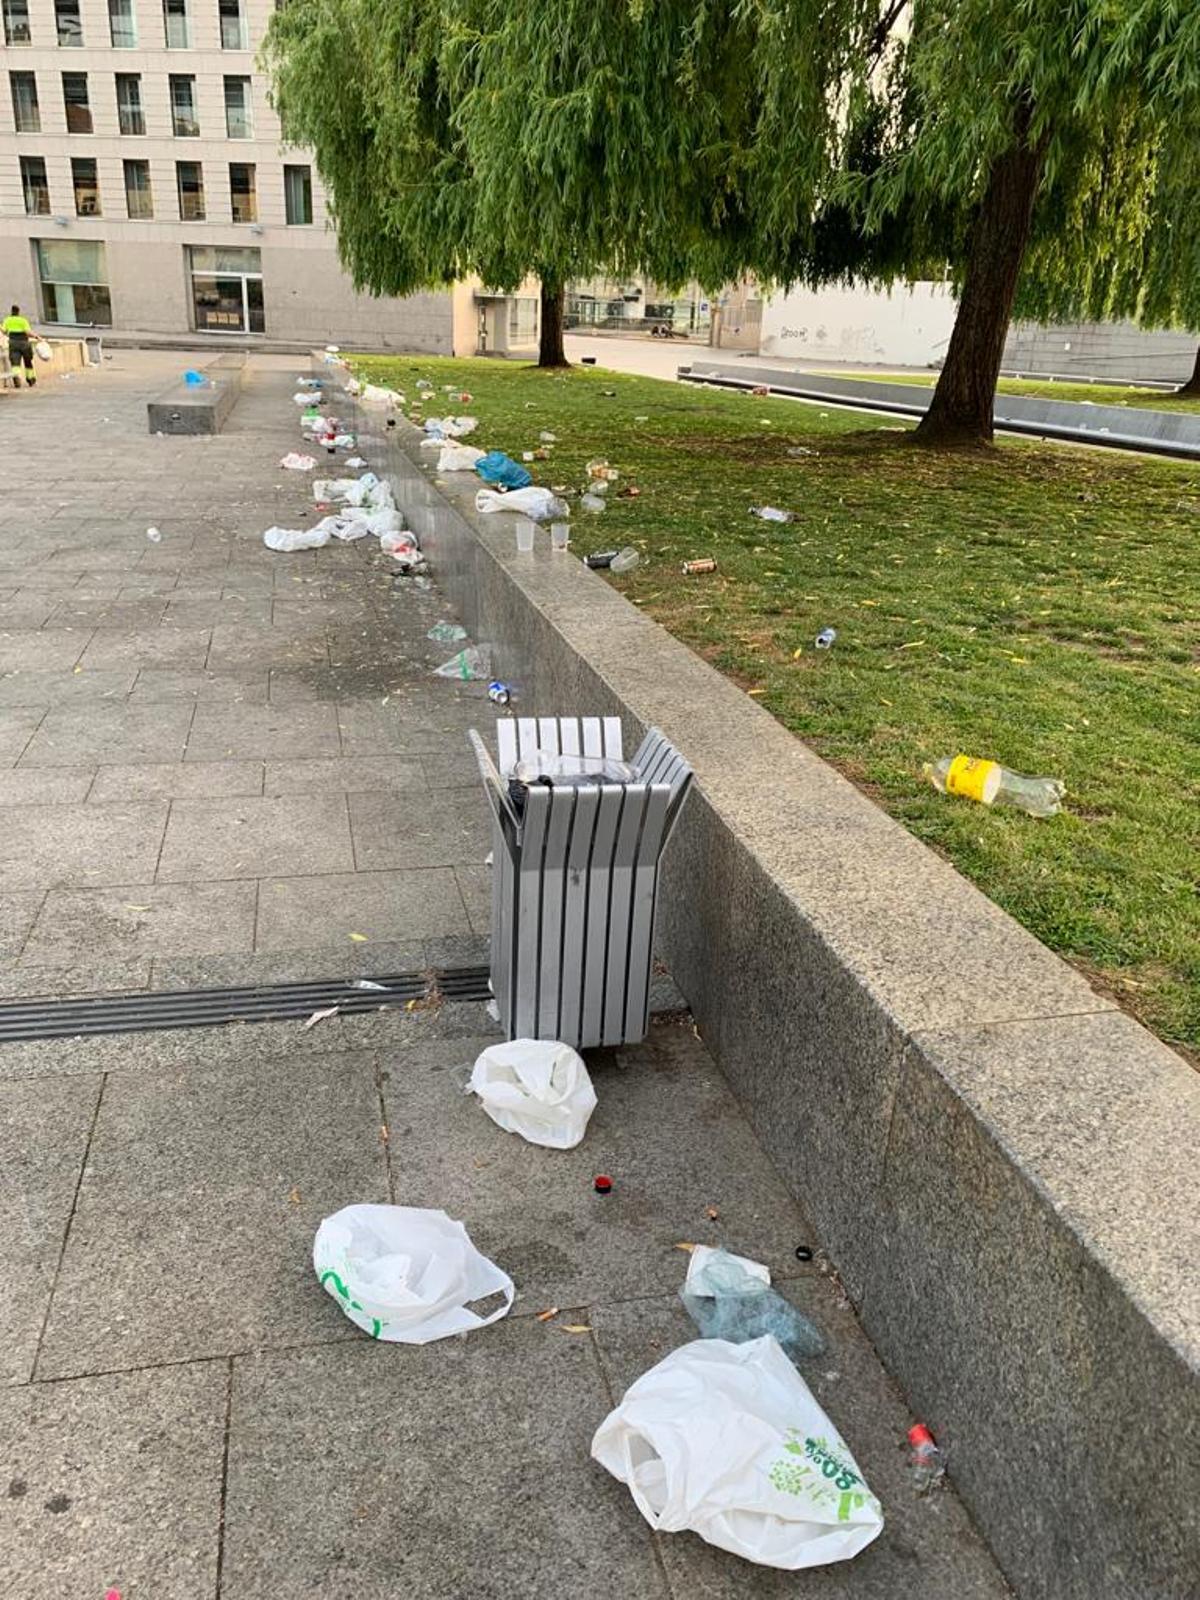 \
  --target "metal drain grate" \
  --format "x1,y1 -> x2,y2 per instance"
0,966 -> 493,1043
